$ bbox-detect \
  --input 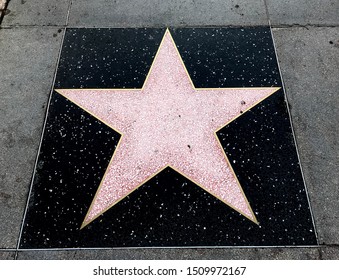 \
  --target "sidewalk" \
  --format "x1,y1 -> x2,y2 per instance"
0,1 -> 338,260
